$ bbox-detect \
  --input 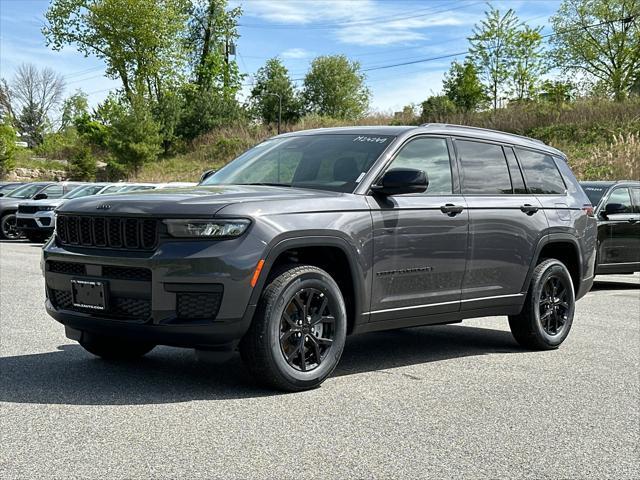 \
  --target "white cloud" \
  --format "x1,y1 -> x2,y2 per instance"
281,47 -> 312,59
